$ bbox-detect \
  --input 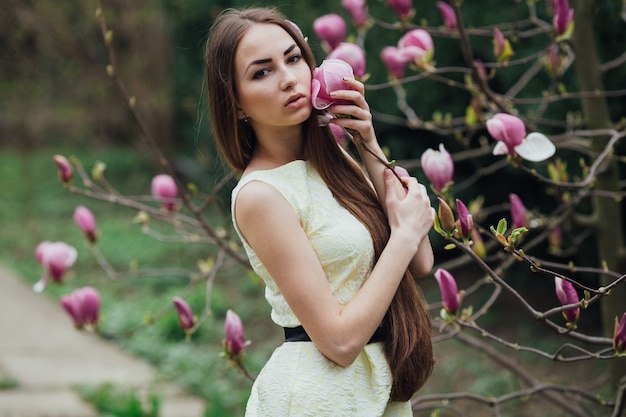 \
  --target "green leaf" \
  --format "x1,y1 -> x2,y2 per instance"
496,218 -> 508,235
